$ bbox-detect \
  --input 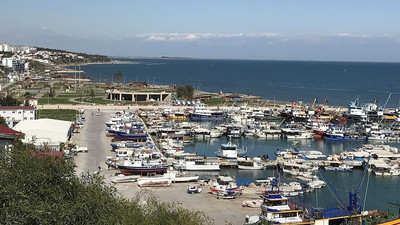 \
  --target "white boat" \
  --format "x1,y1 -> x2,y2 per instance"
297,175 -> 326,189
299,150 -> 327,160
187,184 -> 202,194
210,128 -> 222,138
163,170 -> 199,182
285,129 -> 314,139
174,157 -> 220,171
254,130 -> 266,139
238,160 -> 265,170
192,127 -> 211,139
114,148 -> 134,159
324,162 -> 353,171
189,103 -> 225,120
372,166 -> 400,176
209,176 -> 243,195
137,177 -> 172,187
227,126 -> 242,138
216,139 -> 247,159
110,174 -> 140,184
259,189 -> 304,224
